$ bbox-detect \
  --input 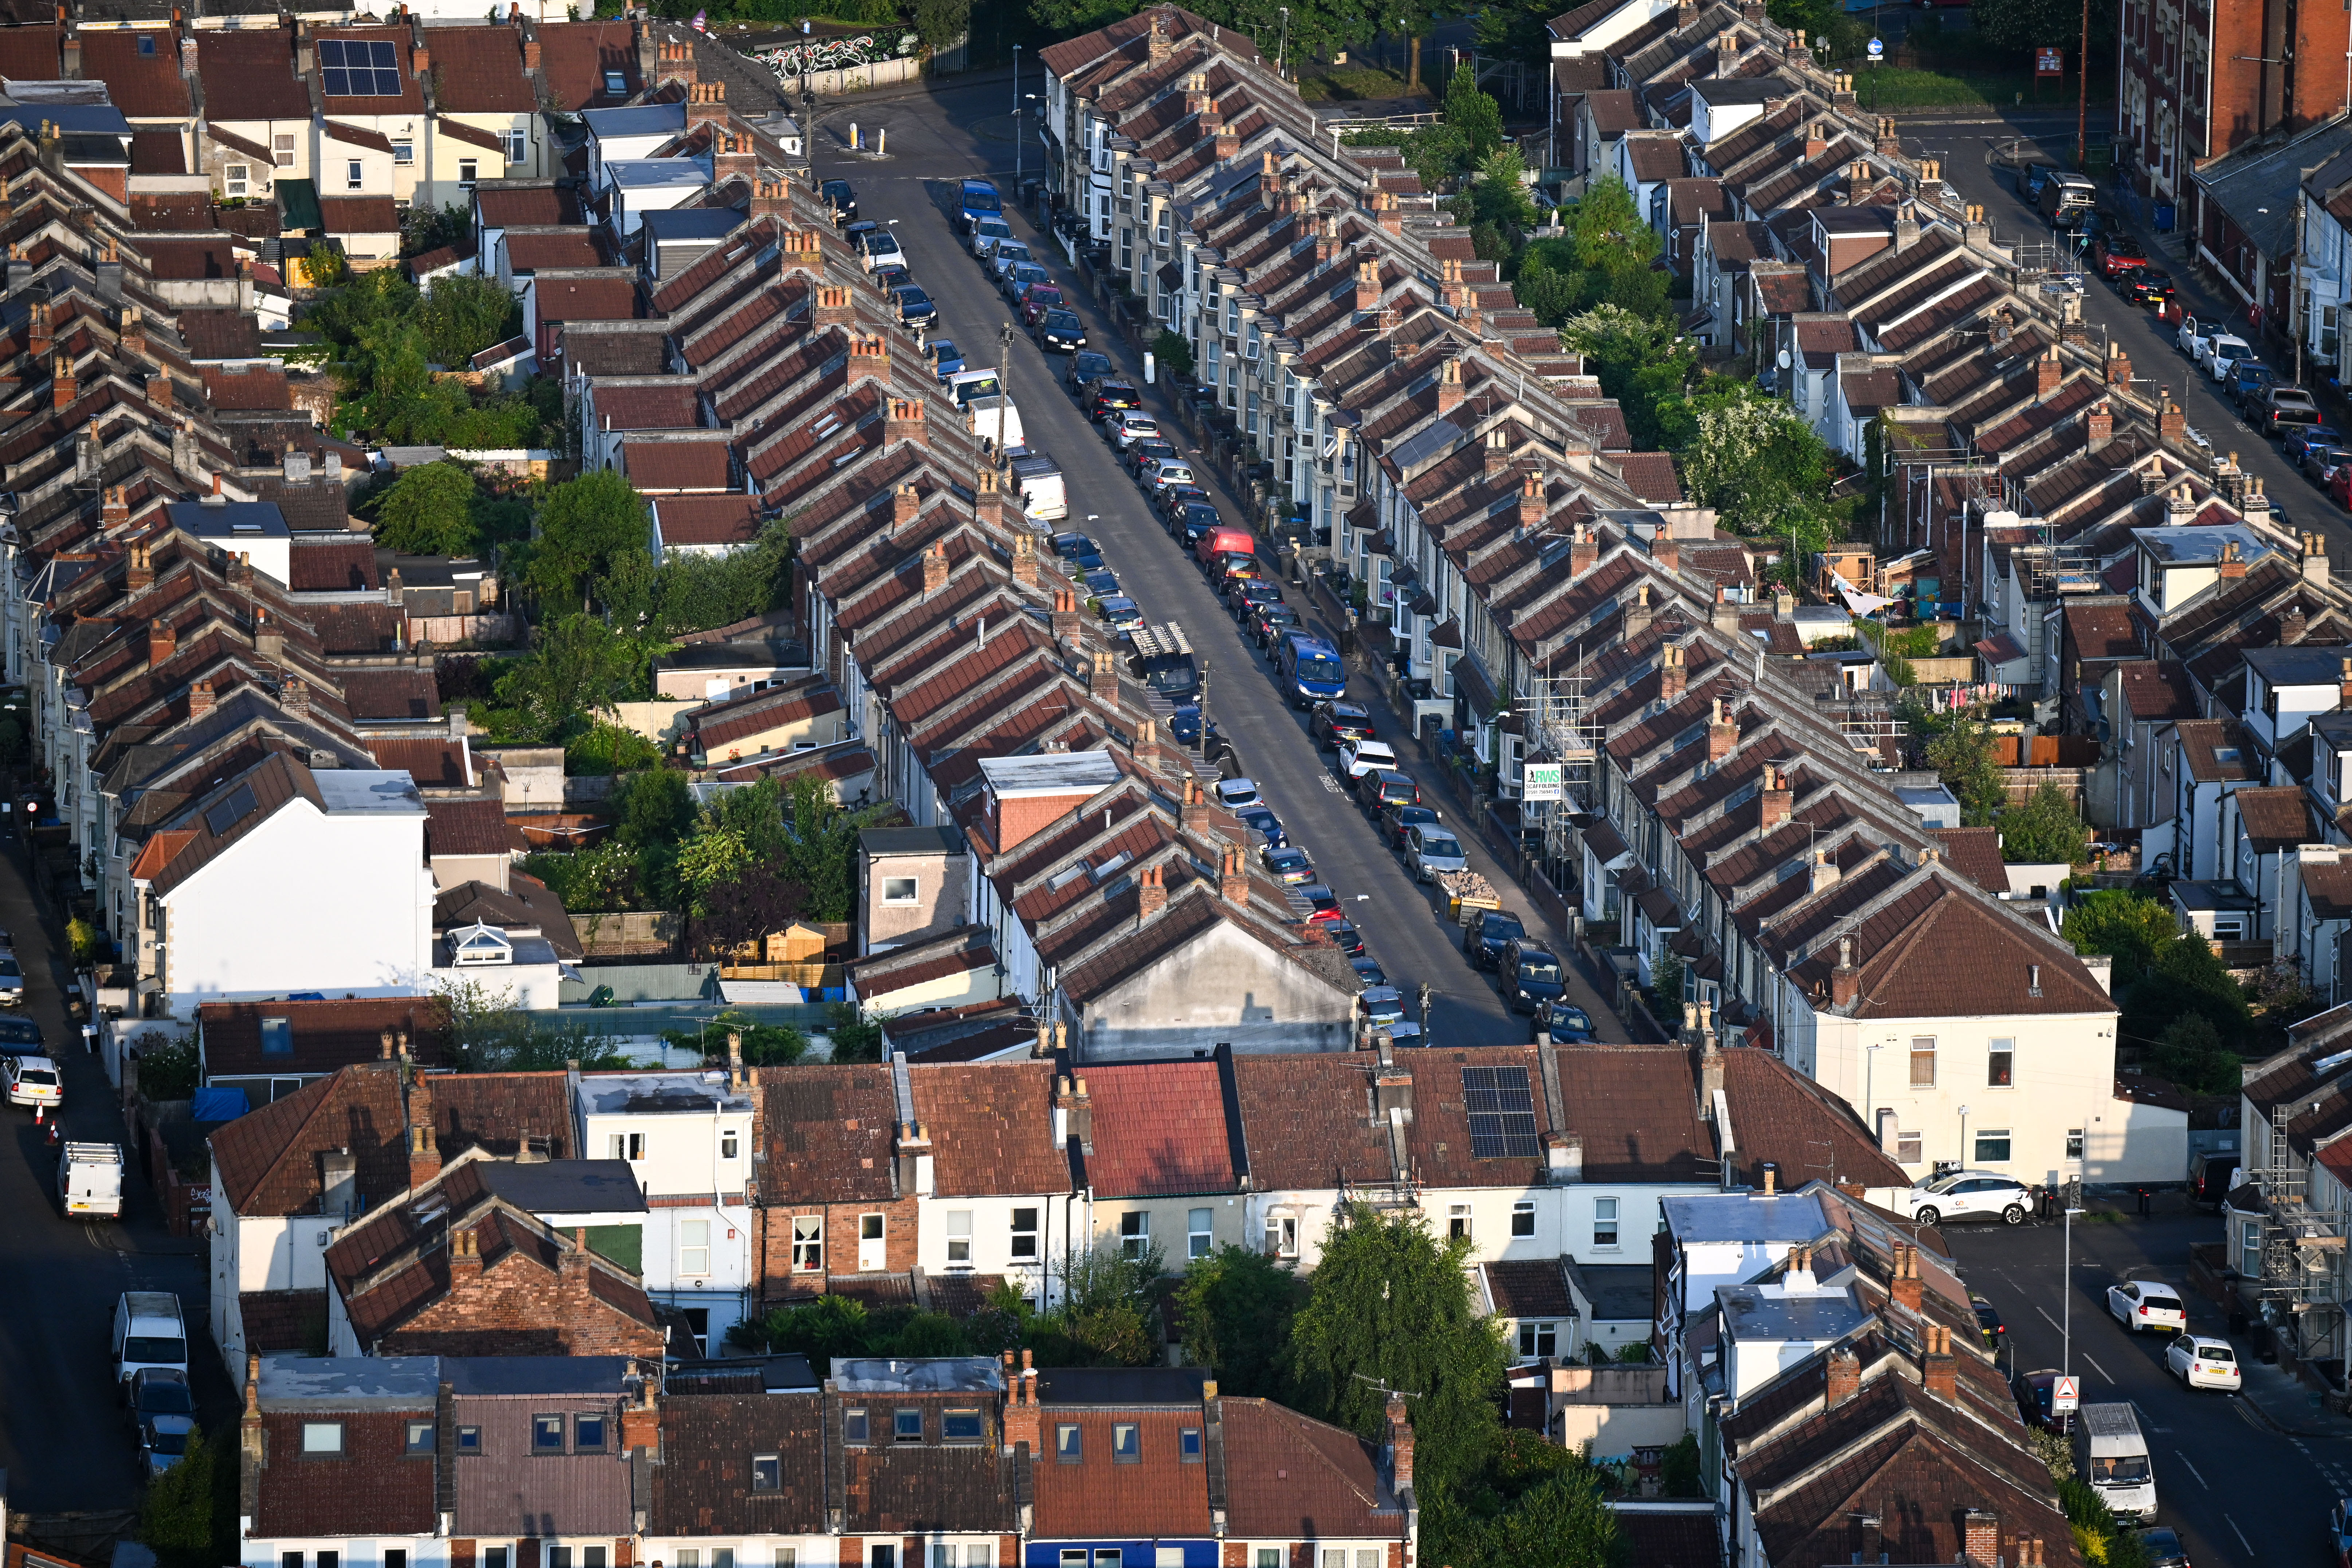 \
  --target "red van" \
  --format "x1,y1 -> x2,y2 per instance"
1195,527 -> 1255,567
